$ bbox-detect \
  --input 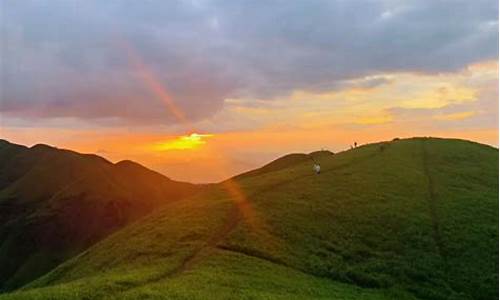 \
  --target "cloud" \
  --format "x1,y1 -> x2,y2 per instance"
1,0 -> 498,125
354,114 -> 394,125
433,111 -> 476,121
386,60 -> 498,131
199,60 -> 498,134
